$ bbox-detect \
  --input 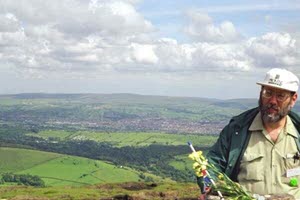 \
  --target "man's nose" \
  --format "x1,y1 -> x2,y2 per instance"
268,94 -> 278,104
